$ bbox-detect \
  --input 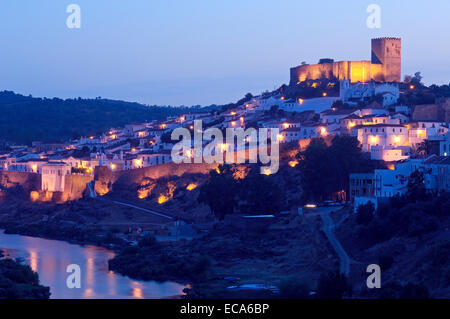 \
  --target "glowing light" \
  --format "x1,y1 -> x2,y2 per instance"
135,159 -> 142,167
186,183 -> 198,191
288,160 -> 299,168
230,111 -> 236,116
417,129 -> 423,136
131,148 -> 136,152
179,116 -> 185,122
281,96 -> 285,100
231,121 -> 236,127
137,179 -> 156,199
220,143 -> 228,151
410,85 -> 415,90
158,195 -> 168,204
277,134 -> 284,142
189,125 -> 194,130
348,122 -> 356,129
89,136 -> 94,140
320,127 -> 327,136
31,164 -> 38,172
369,136 -> 378,144
86,167 -> 93,174
160,124 -> 167,129
240,117 -> 244,123
110,134 -> 117,140
185,149 -> 193,158
394,136 -> 401,143
30,191 -> 39,202
109,163 -> 116,170
282,123 -> 290,129
305,204 -> 317,208
263,168 -> 272,176
322,92 -> 327,97
298,98 -> 304,104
